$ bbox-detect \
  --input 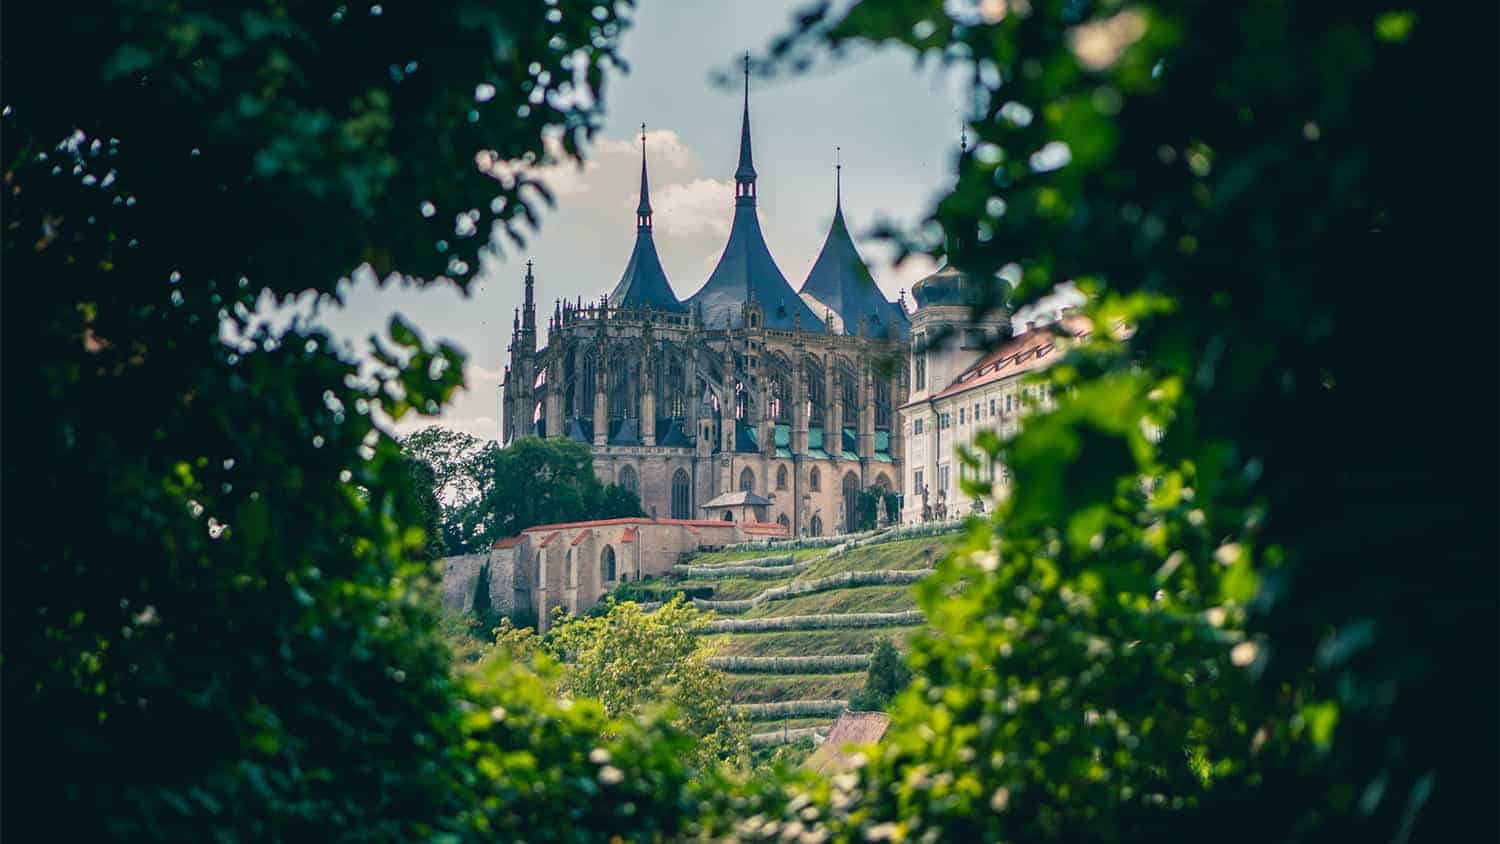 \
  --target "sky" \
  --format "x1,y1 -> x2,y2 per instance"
313,1 -> 973,441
